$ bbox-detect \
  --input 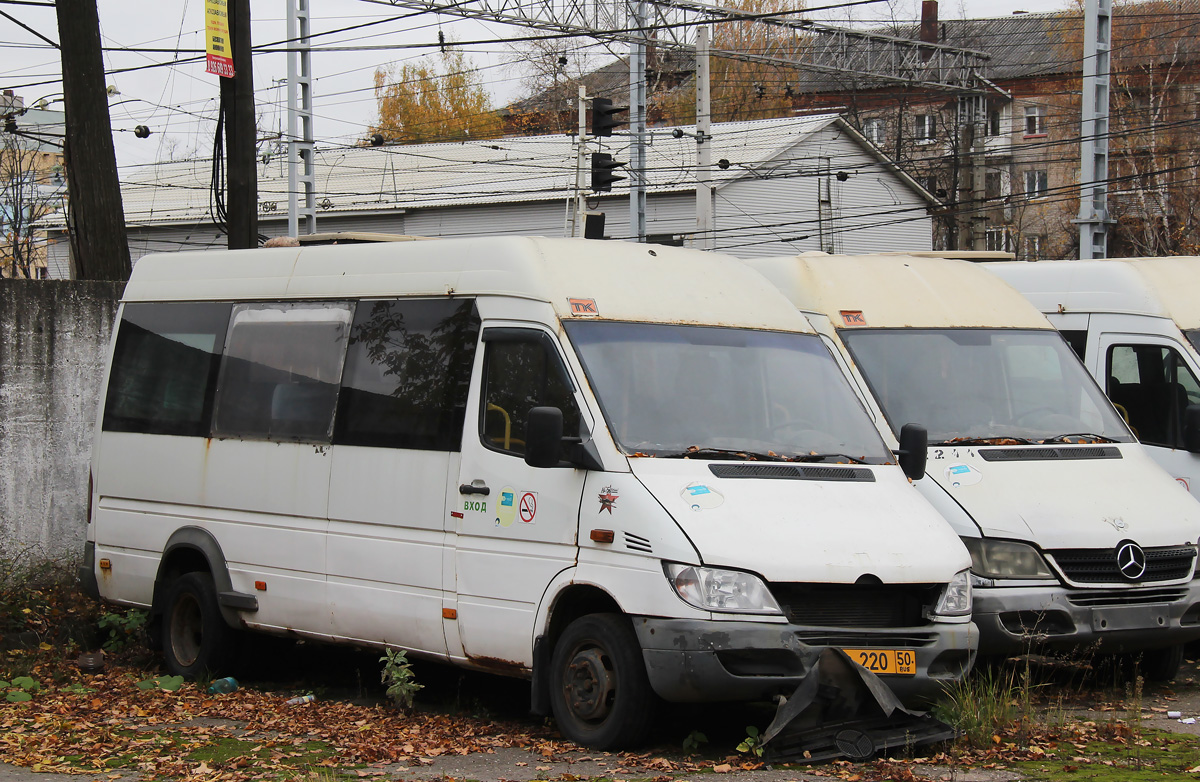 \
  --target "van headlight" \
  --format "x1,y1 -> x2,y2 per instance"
933,569 -> 972,617
664,563 -> 783,614
963,538 -> 1054,579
